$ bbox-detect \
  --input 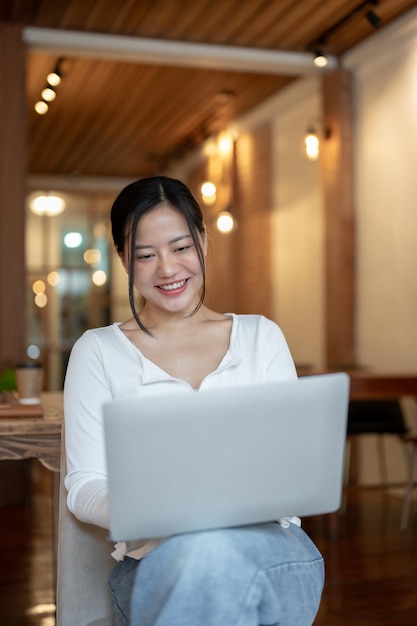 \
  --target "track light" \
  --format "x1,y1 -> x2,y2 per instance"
313,49 -> 329,68
308,1 -> 382,62
41,87 -> 56,102
47,59 -> 63,87
34,58 -> 65,115
34,101 -> 48,115
366,9 -> 382,28
47,69 -> 61,87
